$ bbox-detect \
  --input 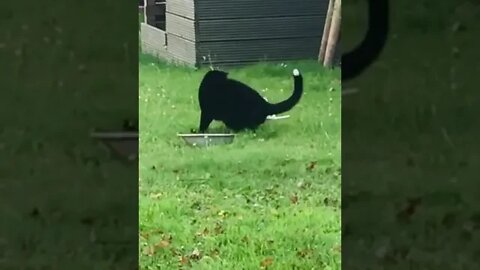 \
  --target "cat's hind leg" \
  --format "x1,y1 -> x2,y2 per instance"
198,111 -> 213,133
